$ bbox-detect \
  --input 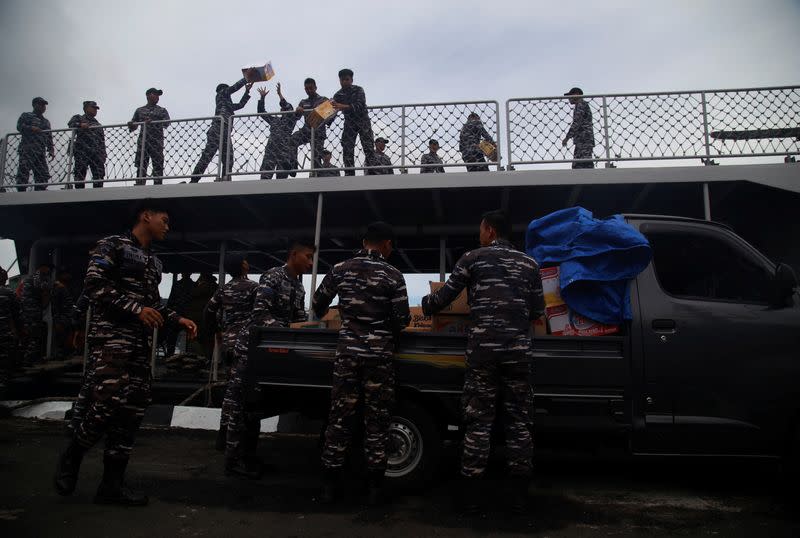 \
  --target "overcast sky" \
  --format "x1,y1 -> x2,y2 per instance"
1,0 -> 799,299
